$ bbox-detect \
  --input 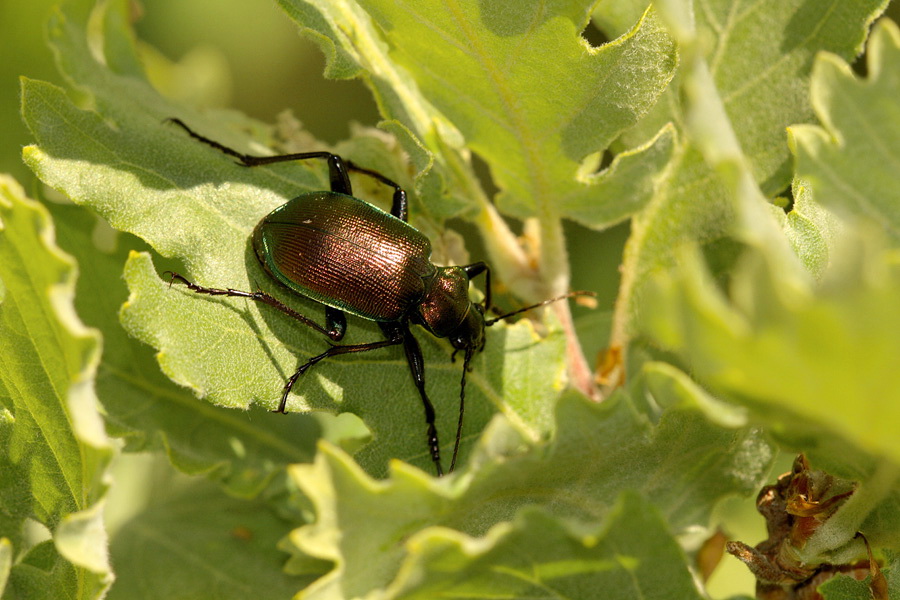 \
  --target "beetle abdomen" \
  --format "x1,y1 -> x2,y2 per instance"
253,191 -> 434,321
